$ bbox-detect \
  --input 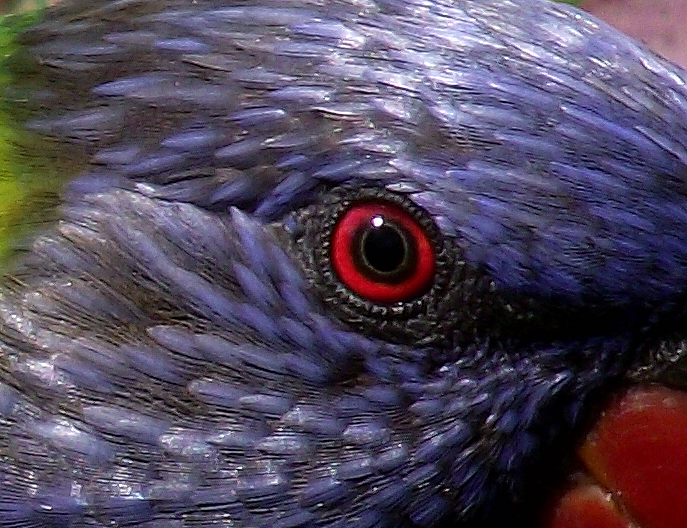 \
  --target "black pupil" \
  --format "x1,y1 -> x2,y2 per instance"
362,222 -> 406,273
